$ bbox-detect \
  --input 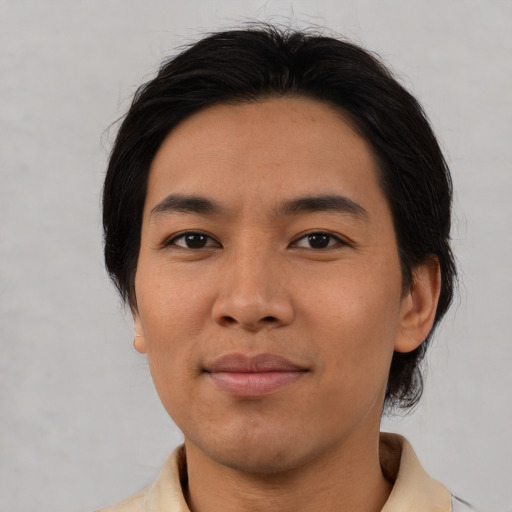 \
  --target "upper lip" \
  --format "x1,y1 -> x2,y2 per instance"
204,353 -> 307,373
